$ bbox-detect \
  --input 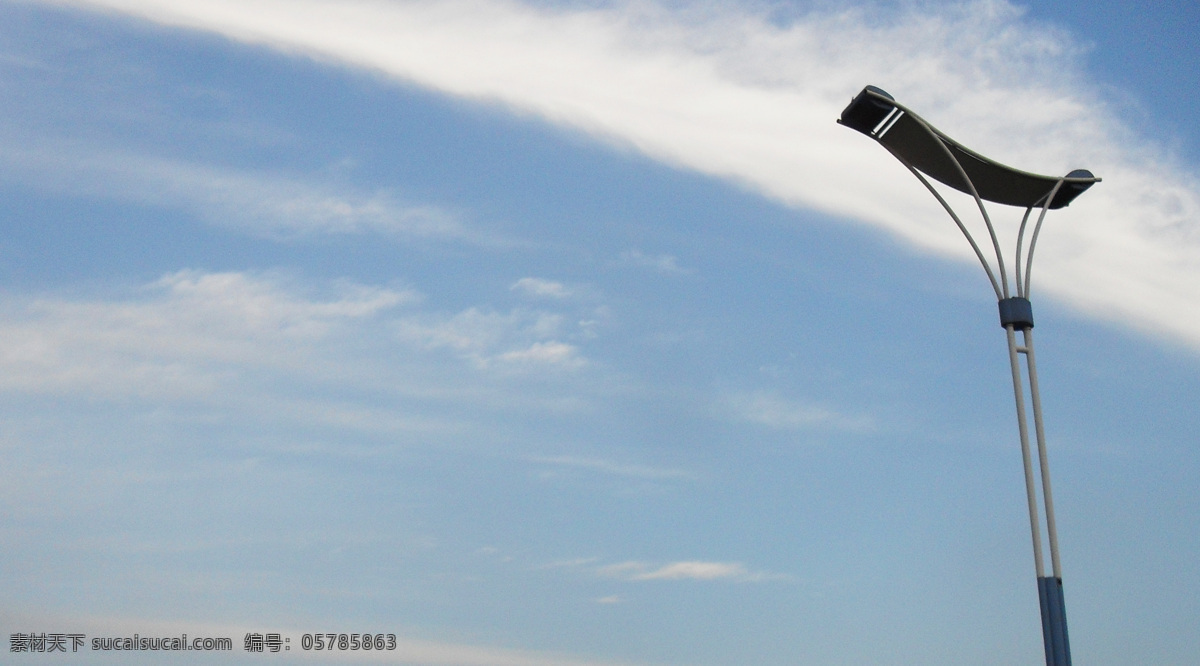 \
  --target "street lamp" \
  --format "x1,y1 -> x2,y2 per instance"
837,85 -> 1099,666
